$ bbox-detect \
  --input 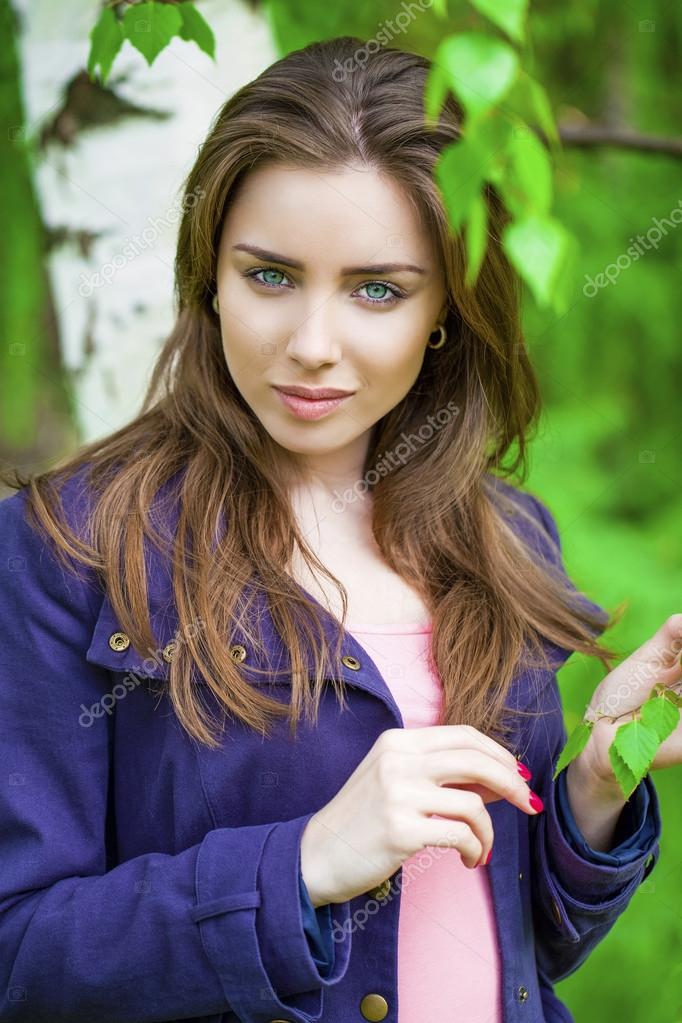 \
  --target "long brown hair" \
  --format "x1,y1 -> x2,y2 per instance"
3,36 -> 623,751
